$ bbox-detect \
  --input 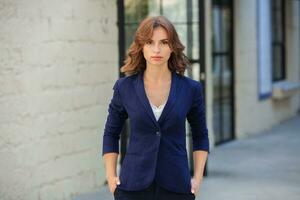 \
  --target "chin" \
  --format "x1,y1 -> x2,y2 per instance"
151,61 -> 166,66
